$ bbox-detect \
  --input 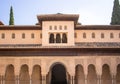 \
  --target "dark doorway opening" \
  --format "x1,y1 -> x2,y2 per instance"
51,64 -> 67,84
